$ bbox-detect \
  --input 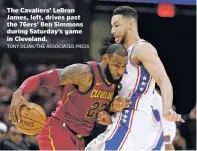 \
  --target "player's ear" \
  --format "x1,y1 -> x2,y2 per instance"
128,19 -> 135,30
102,54 -> 110,65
